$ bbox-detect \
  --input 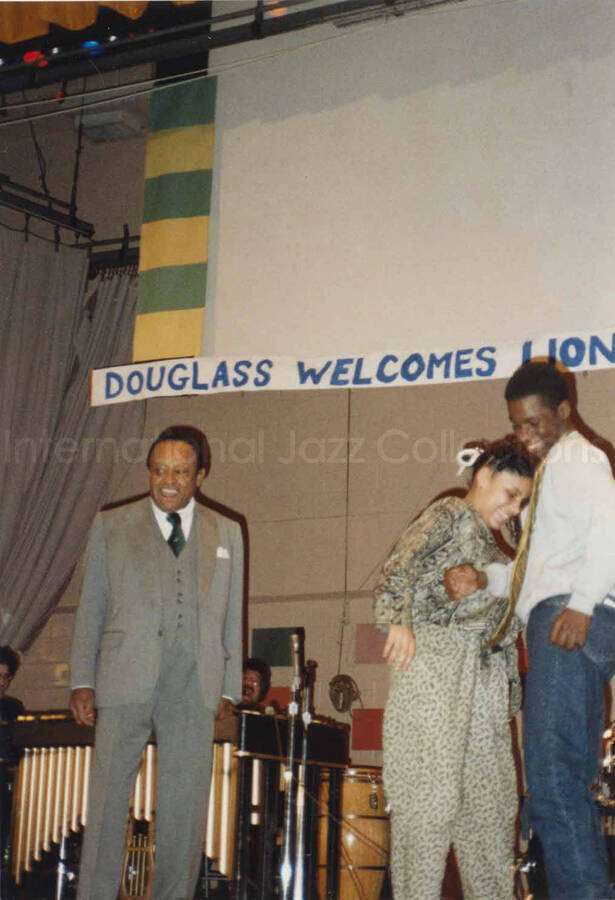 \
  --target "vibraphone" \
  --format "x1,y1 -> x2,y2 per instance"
9,711 -> 359,899
8,714 -> 158,898
12,742 -> 93,883
212,710 -> 351,899
10,713 -> 94,891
